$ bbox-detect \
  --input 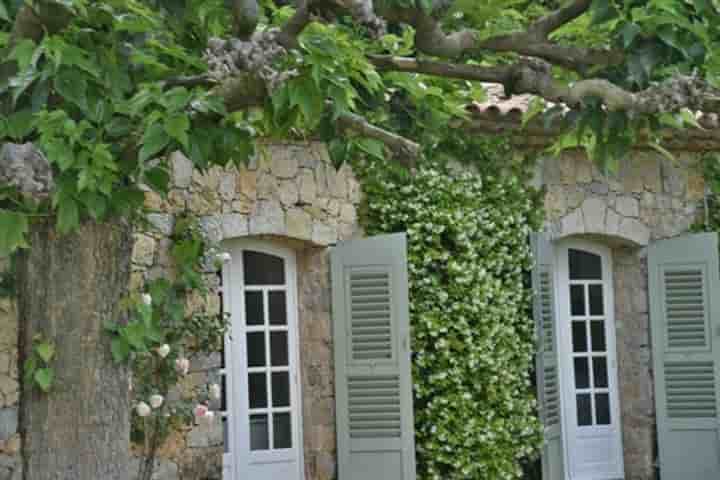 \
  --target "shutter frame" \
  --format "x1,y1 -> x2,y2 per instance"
531,233 -> 566,480
649,232 -> 720,480
332,233 -> 417,480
